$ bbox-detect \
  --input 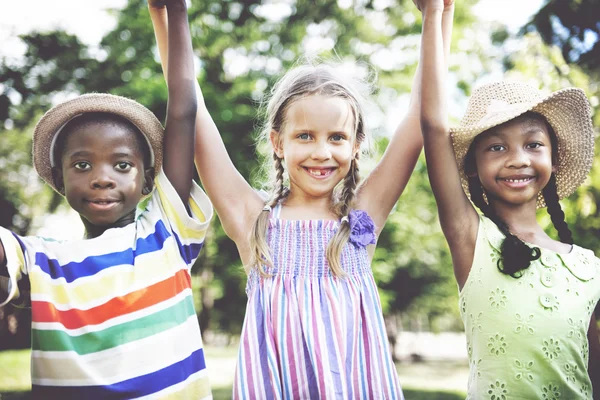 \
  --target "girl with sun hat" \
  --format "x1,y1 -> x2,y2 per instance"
417,0 -> 600,397
0,0 -> 214,398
